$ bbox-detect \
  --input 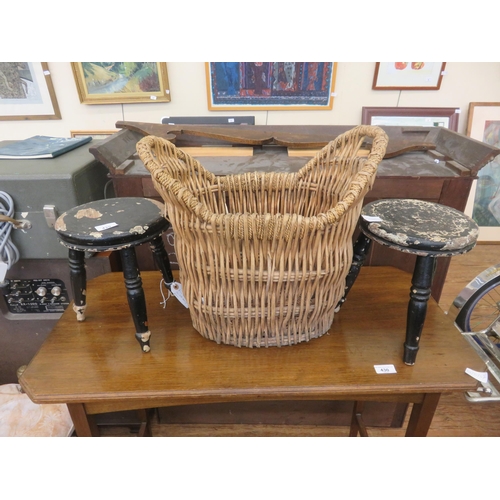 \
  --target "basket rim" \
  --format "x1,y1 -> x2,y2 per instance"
137,125 -> 389,229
